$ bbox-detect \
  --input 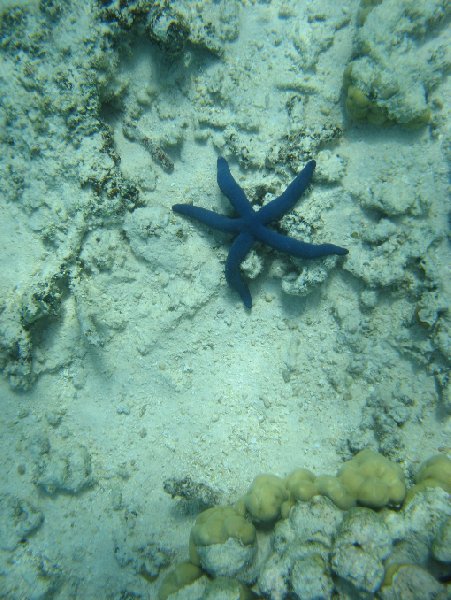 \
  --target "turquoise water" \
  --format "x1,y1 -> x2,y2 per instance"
0,1 -> 449,598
